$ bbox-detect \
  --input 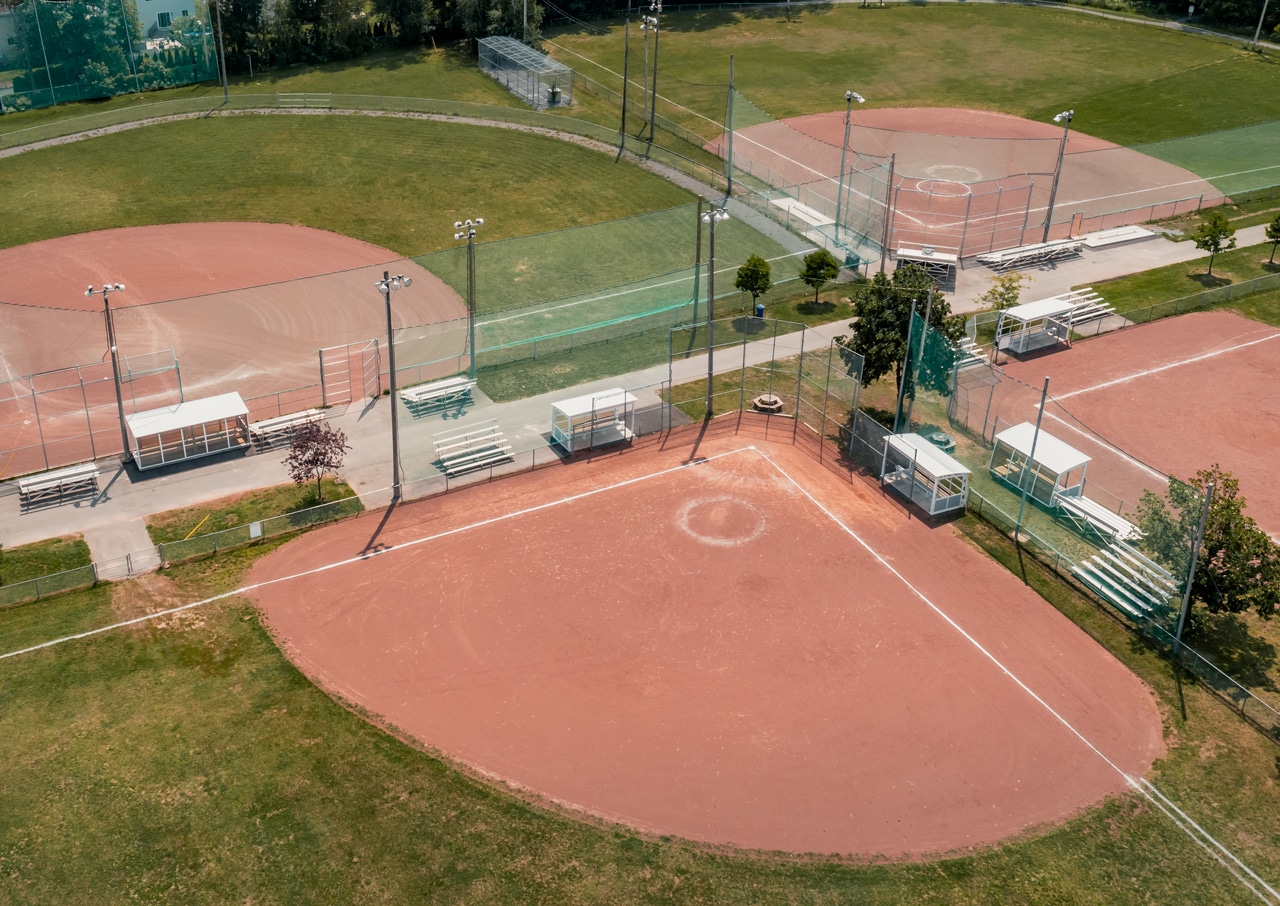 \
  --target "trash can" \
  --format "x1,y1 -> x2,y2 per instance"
547,86 -> 561,106
754,303 -> 765,318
